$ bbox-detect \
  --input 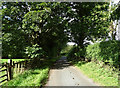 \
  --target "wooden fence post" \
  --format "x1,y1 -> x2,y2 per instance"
18,62 -> 20,73
8,59 -> 13,80
13,61 -> 15,76
15,61 -> 17,74
20,62 -> 21,73
23,61 -> 25,71
5,62 -> 8,81
25,60 -> 27,69
17,62 -> 18,73
21,62 -> 23,73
